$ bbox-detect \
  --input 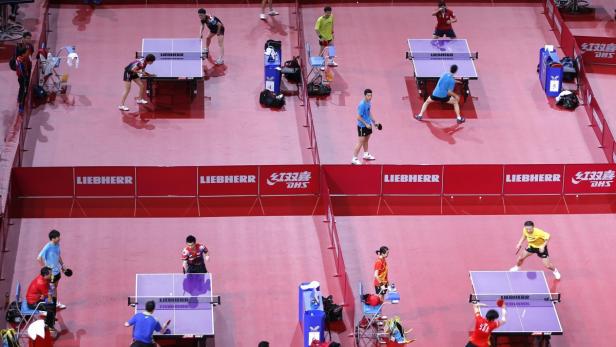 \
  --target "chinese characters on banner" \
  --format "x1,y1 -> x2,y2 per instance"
575,36 -> 616,65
